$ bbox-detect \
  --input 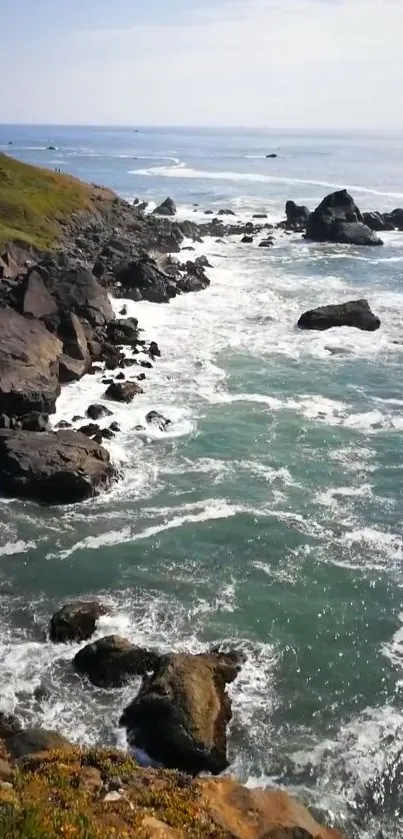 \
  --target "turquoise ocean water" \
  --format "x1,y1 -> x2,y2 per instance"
1,126 -> 403,838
